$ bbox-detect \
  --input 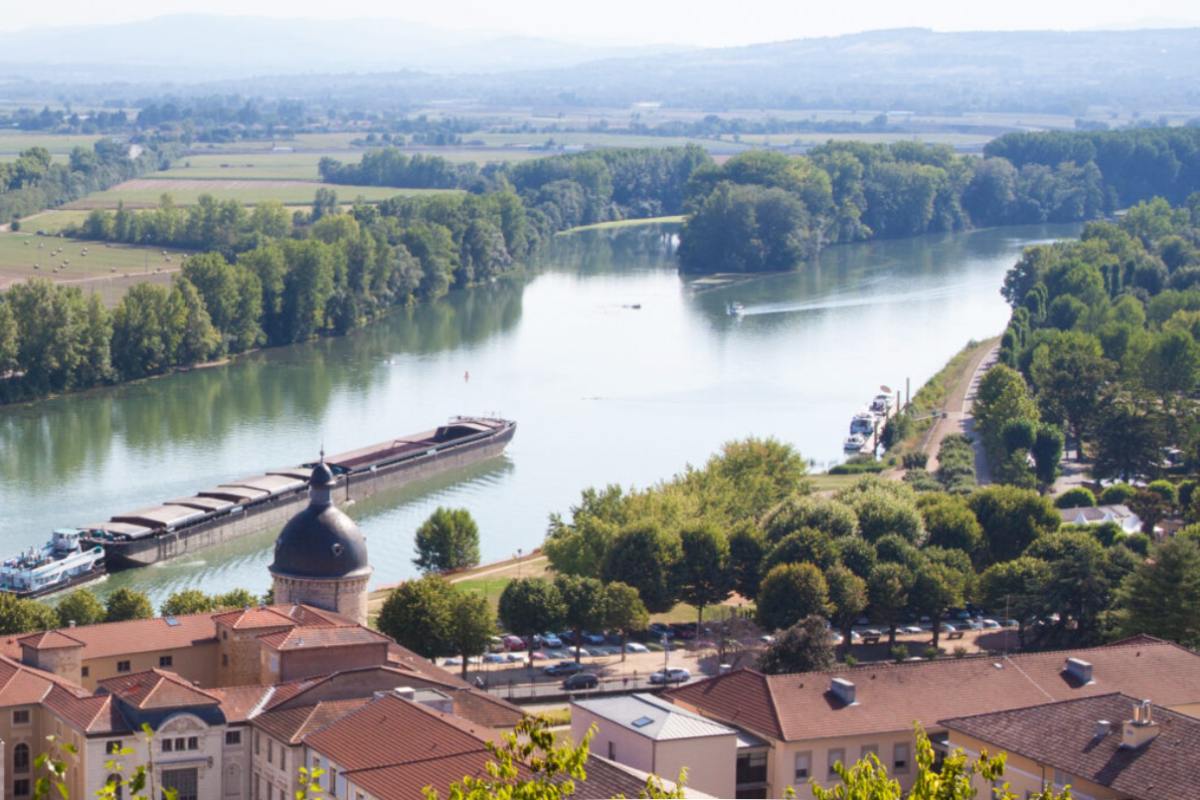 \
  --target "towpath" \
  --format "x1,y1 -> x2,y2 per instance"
924,342 -> 999,484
